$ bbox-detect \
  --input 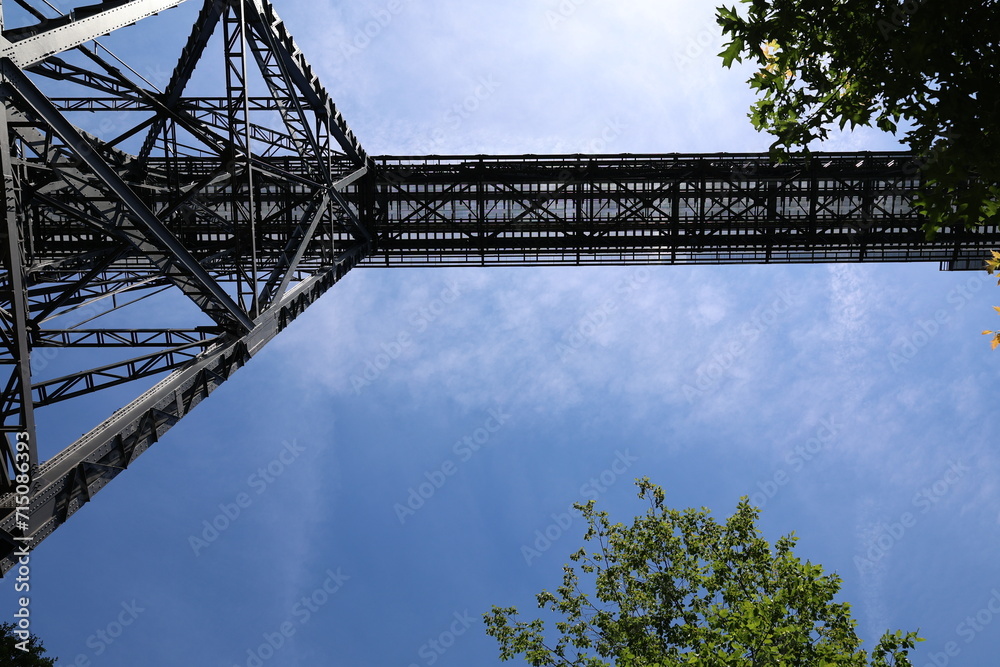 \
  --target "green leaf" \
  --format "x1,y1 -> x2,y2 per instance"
485,480 -> 922,666
718,37 -> 745,68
